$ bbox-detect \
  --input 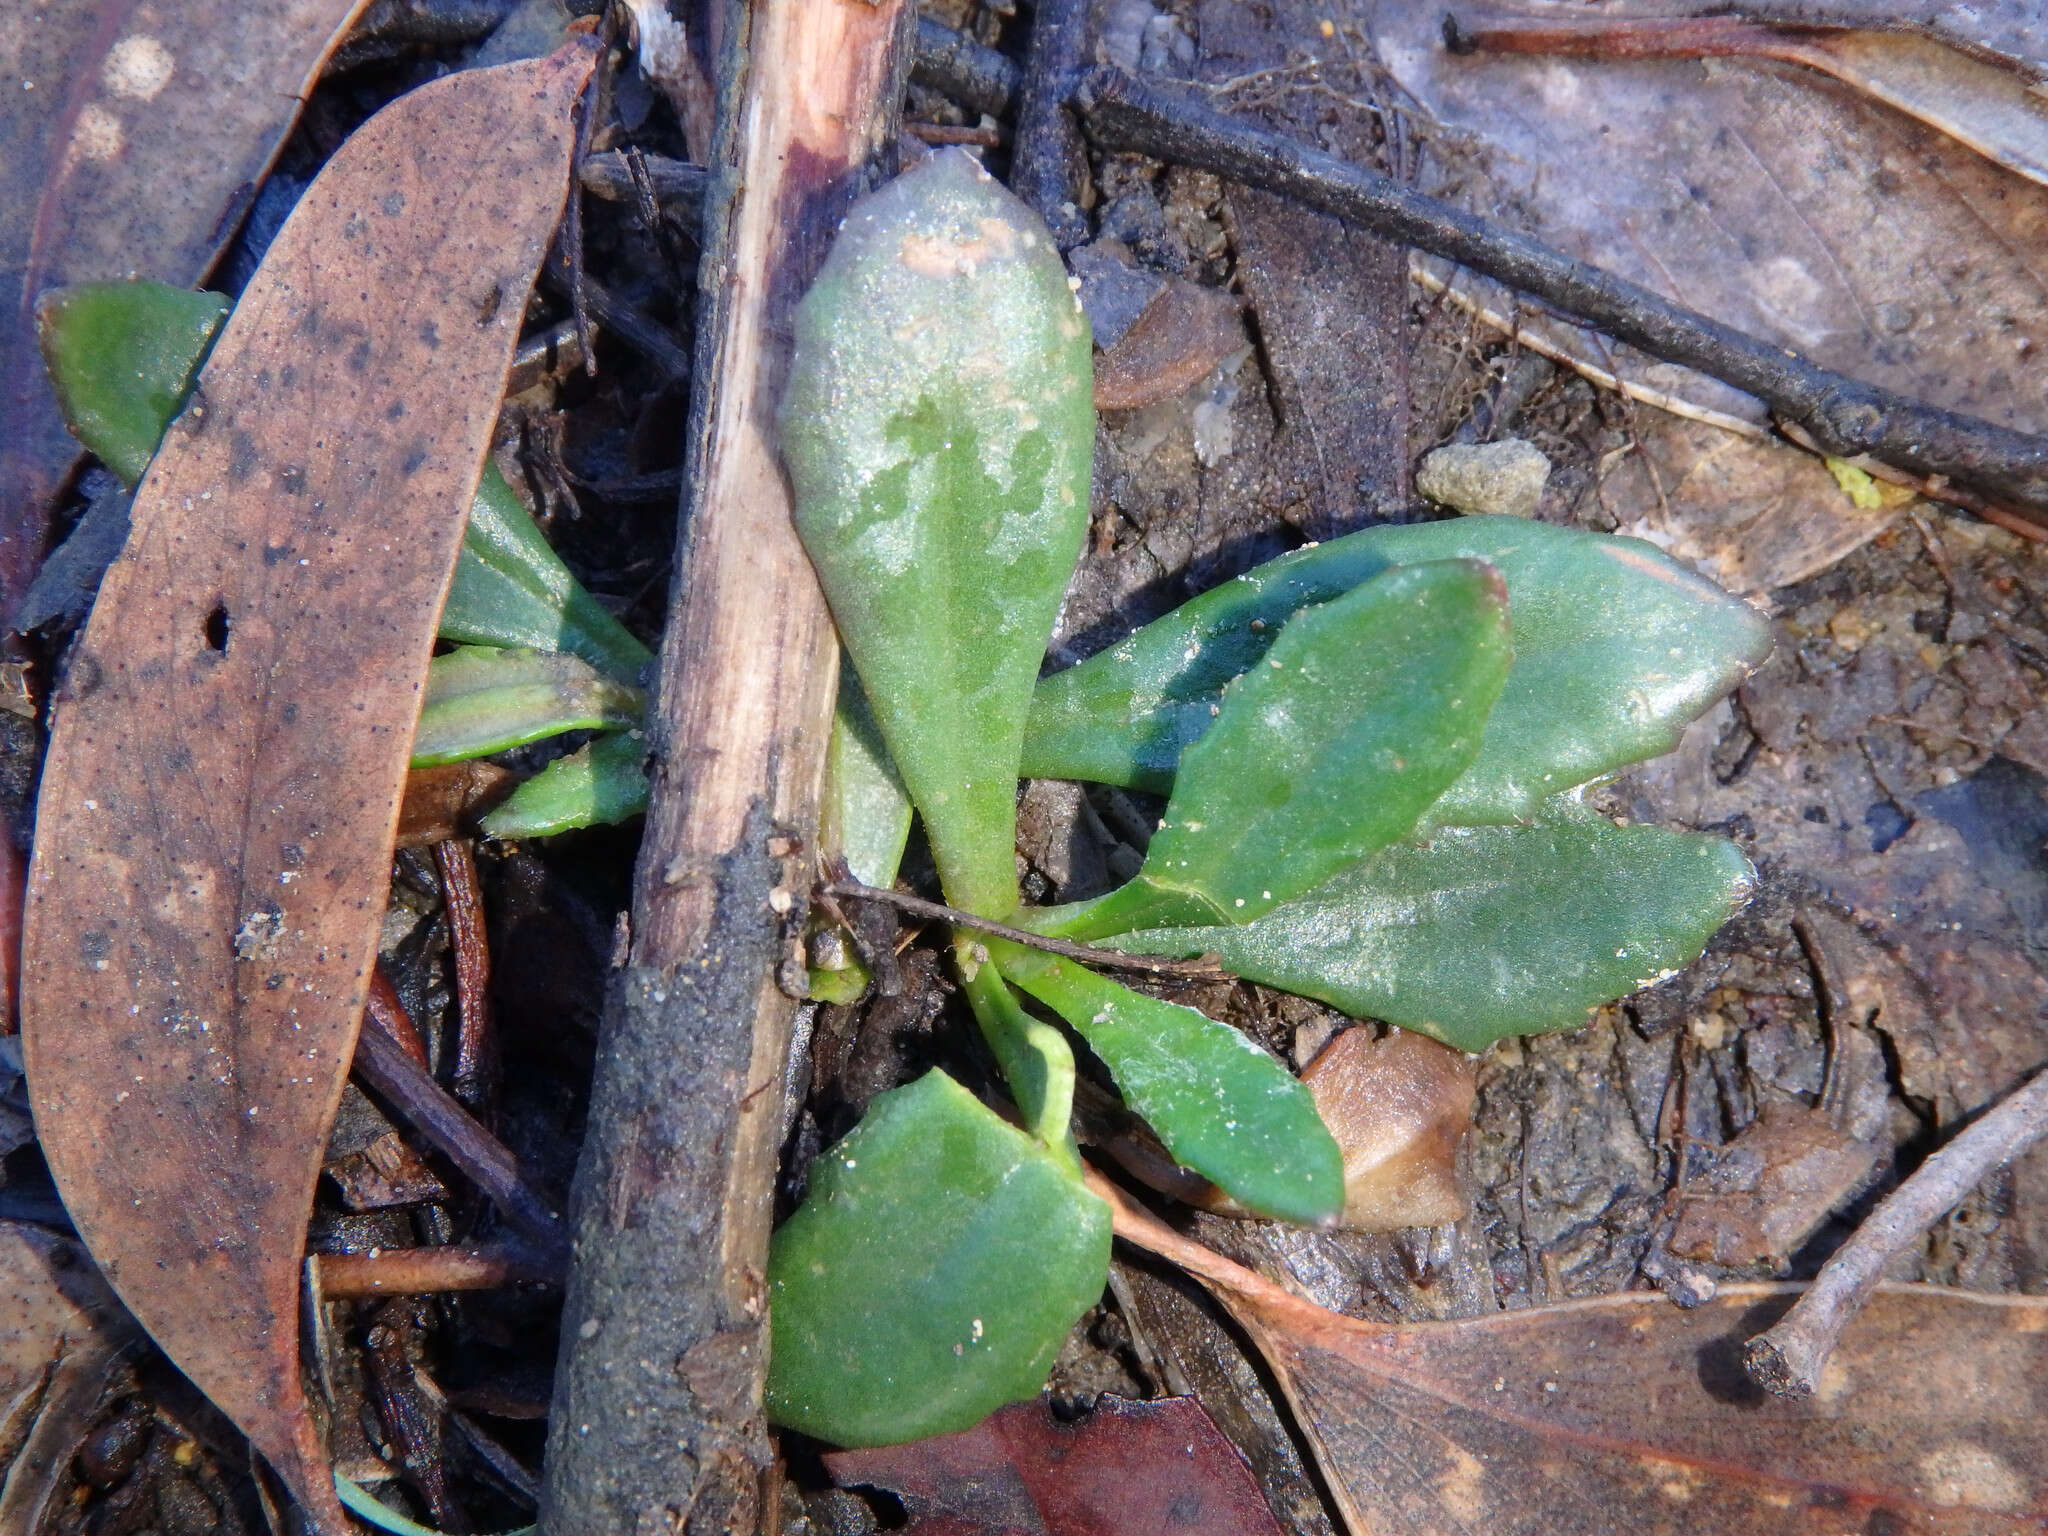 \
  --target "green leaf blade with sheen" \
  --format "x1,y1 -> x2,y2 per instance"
1022,516 -> 1770,826
477,730 -> 648,839
1052,558 -> 1510,939
766,1071 -> 1110,1448
1106,812 -> 1755,1052
411,647 -> 641,767
991,941 -> 1342,1226
820,663 -> 913,889
36,281 -> 229,486
781,150 -> 1094,916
